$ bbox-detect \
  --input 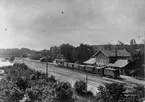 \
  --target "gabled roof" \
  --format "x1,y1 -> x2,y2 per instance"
114,59 -> 128,67
107,59 -> 128,68
84,58 -> 96,64
93,49 -> 130,57
116,50 -> 130,57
